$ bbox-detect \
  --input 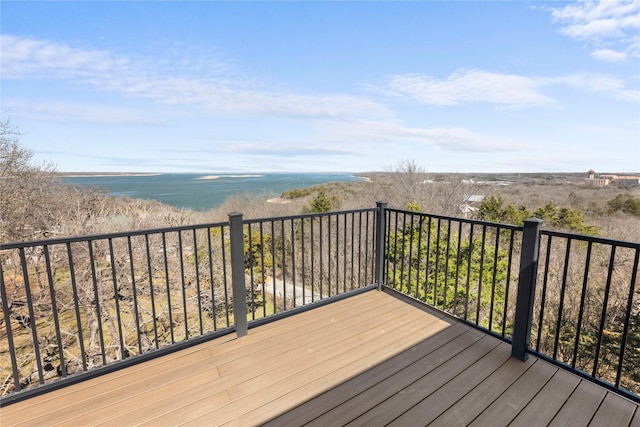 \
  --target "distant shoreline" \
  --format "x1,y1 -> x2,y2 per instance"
60,173 -> 162,177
